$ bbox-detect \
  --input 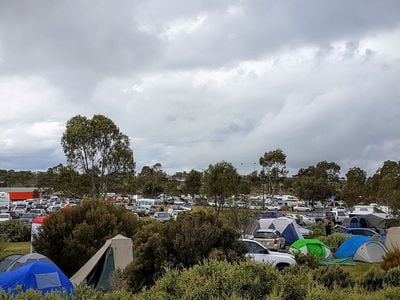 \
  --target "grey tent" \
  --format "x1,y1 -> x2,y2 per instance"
353,240 -> 388,263
385,227 -> 400,252
343,214 -> 387,232
70,234 -> 133,290
6,253 -> 54,271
